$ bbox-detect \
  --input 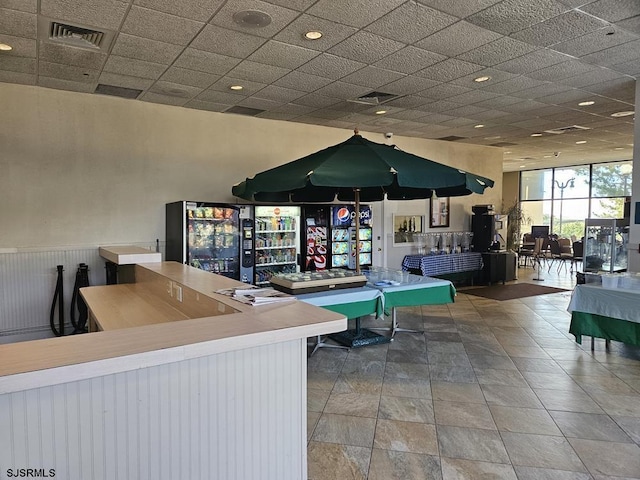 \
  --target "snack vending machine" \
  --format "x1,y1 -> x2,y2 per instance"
301,205 -> 330,271
253,205 -> 301,286
166,201 -> 242,280
331,205 -> 373,270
